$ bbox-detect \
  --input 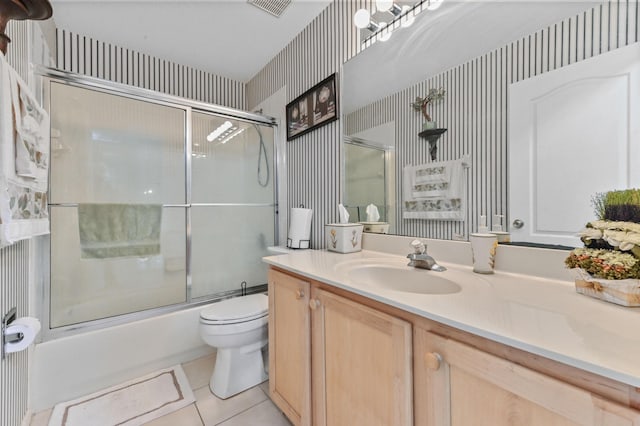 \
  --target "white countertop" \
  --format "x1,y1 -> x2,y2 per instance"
264,249 -> 640,387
